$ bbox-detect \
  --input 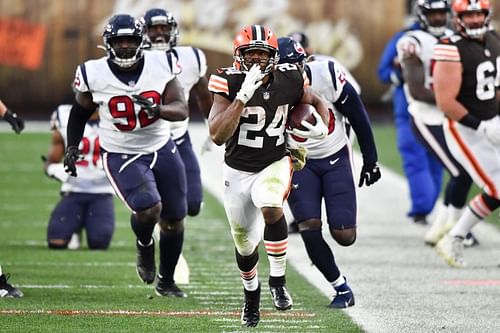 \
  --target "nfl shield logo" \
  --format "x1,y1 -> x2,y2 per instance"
263,91 -> 270,100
